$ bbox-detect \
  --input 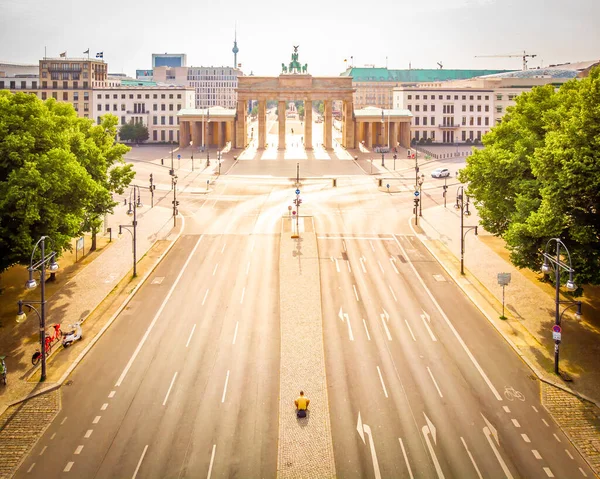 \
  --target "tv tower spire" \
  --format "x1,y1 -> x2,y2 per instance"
232,24 -> 239,68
